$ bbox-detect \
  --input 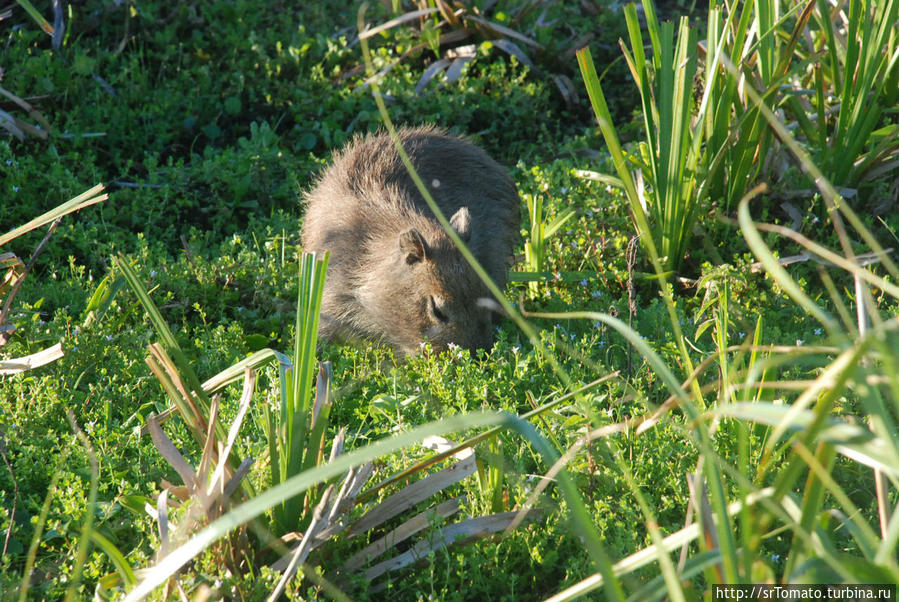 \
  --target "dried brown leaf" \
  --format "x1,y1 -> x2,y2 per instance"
444,56 -> 472,84
346,452 -> 476,538
341,496 -> 464,573
490,38 -> 537,71
463,14 -> 543,49
156,490 -> 171,560
147,416 -> 200,495
208,367 -> 256,495
360,8 -> 440,40
415,59 -> 451,95
365,510 -> 541,581
0,343 -> 64,374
